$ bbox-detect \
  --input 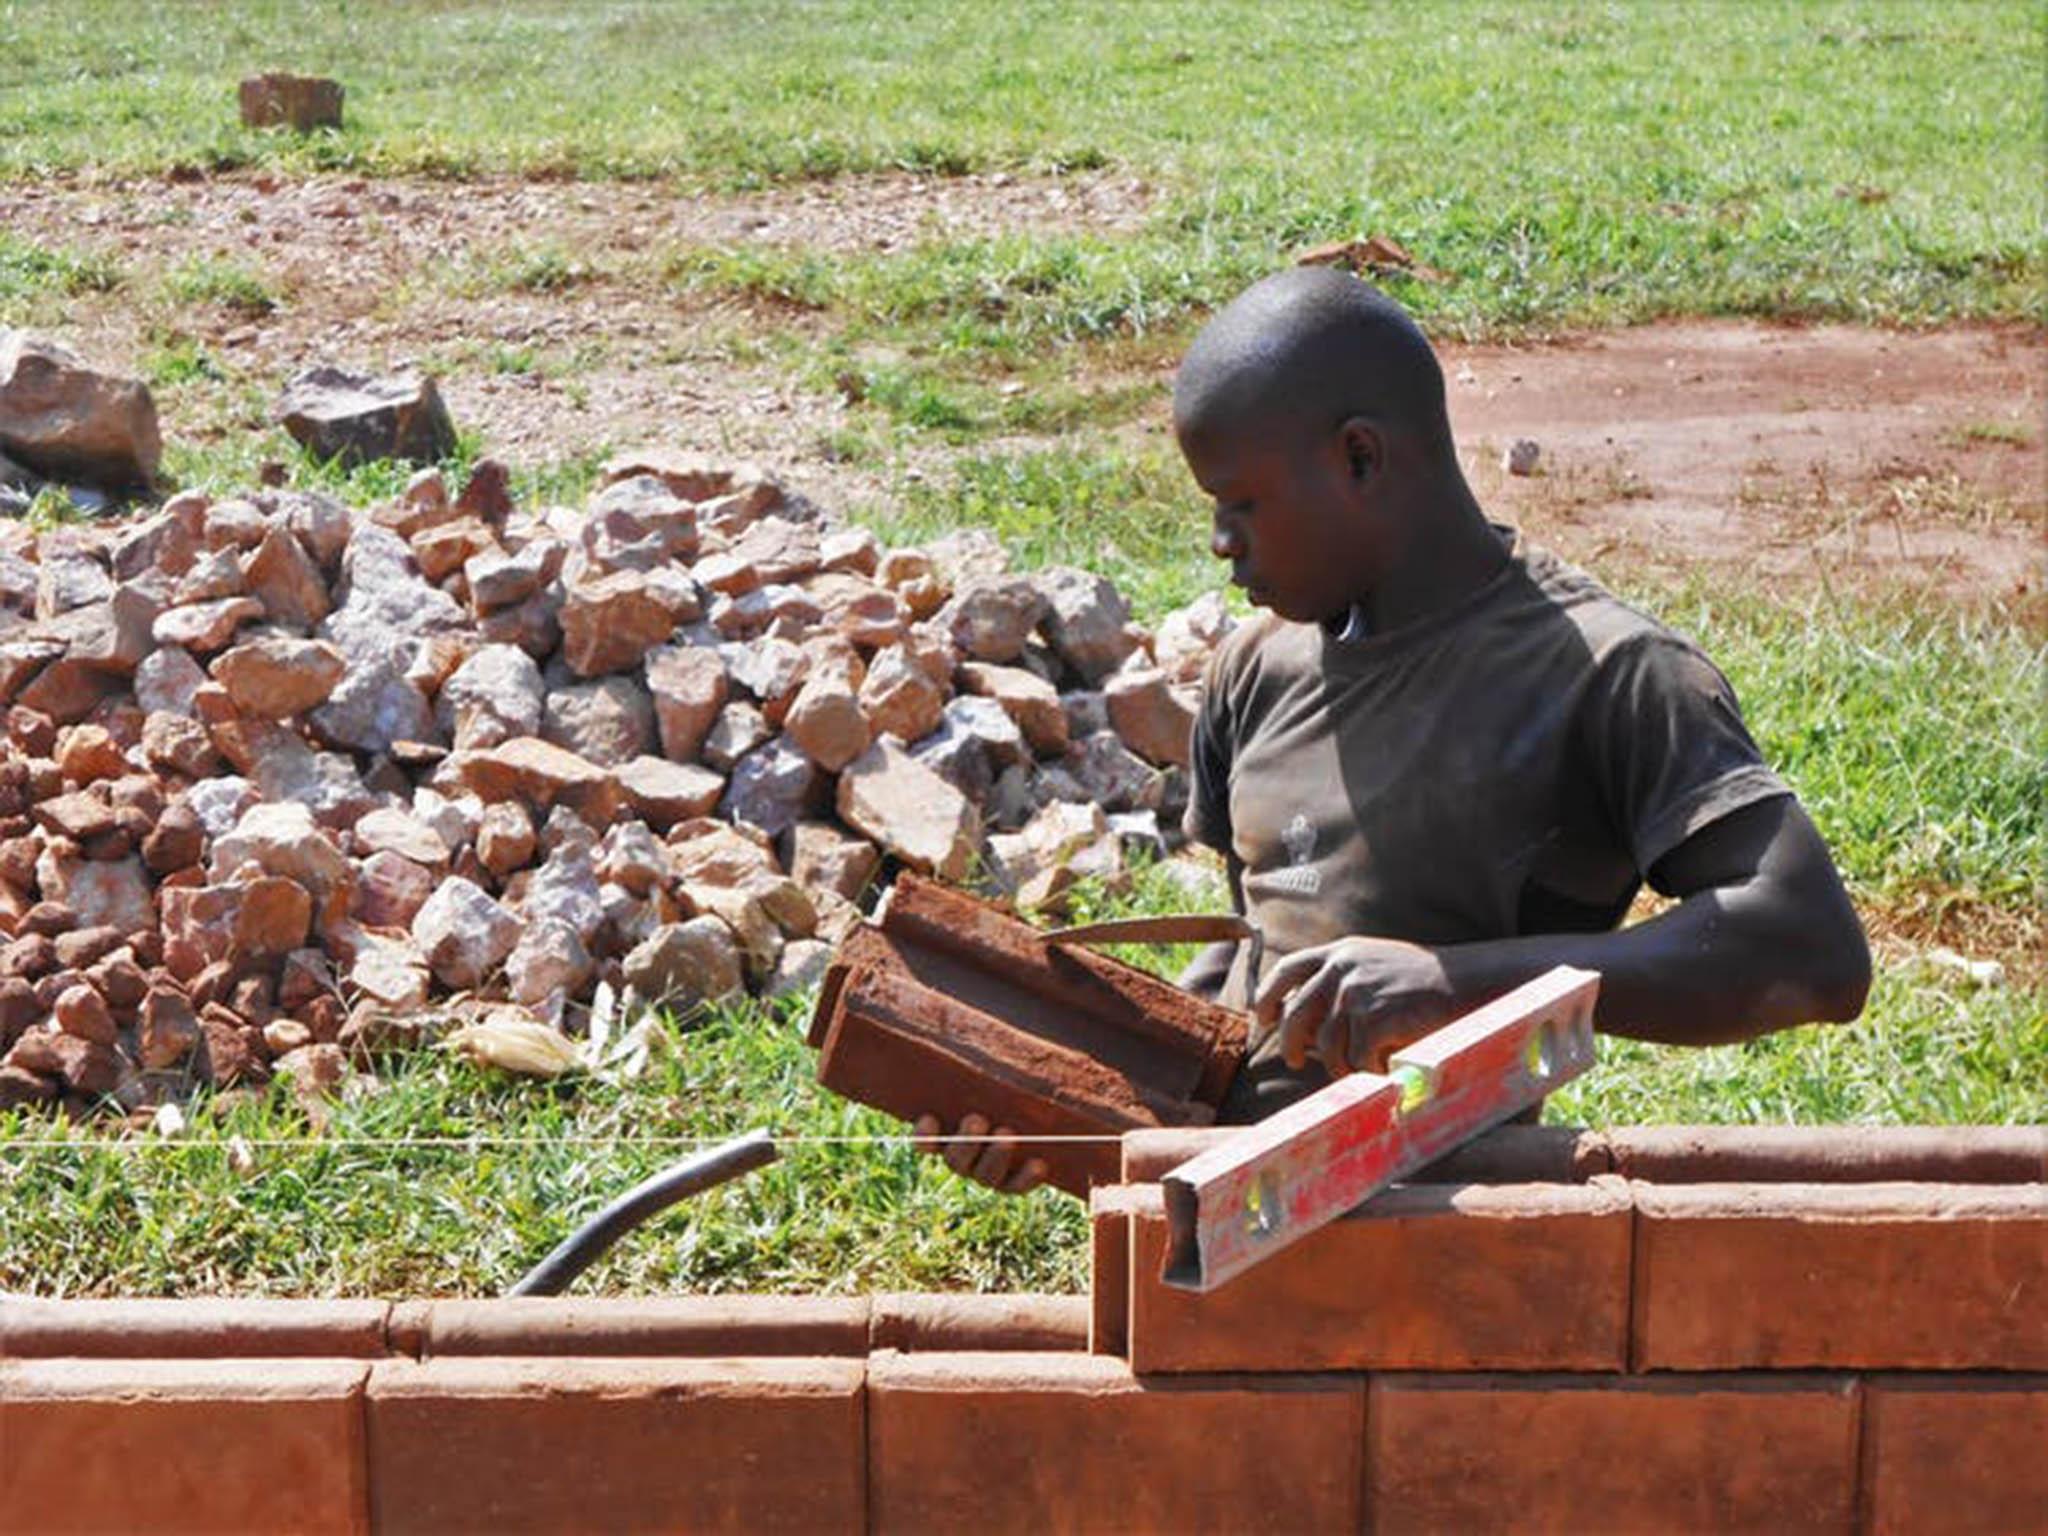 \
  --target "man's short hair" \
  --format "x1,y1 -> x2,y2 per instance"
1175,268 -> 1453,457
